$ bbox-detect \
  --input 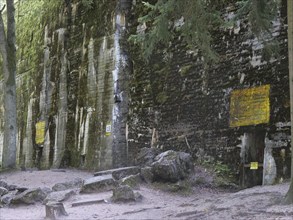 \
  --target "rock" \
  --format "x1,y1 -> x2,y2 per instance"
8,185 -> 17,191
0,180 -> 8,189
111,185 -> 142,202
16,187 -> 29,193
0,191 -> 17,206
112,167 -> 141,180
140,166 -> 154,183
80,175 -> 117,193
94,166 -> 140,180
136,147 -> 161,166
44,189 -> 76,205
52,178 -> 84,191
0,187 -> 8,196
151,150 -> 193,182
11,187 -> 48,205
119,174 -> 142,189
